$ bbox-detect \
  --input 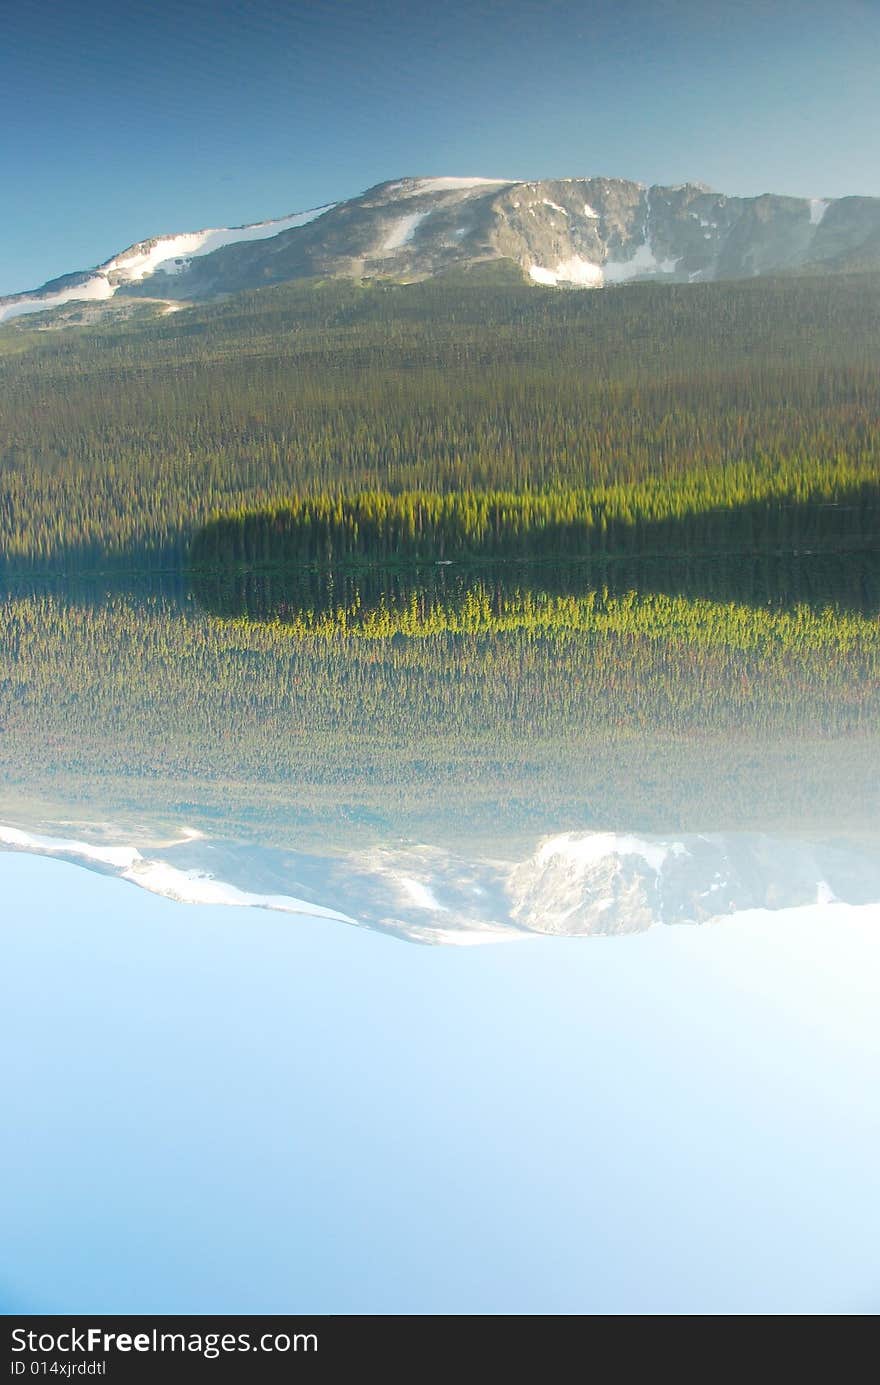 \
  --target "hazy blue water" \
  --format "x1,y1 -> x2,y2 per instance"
2,850 -> 879,1315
